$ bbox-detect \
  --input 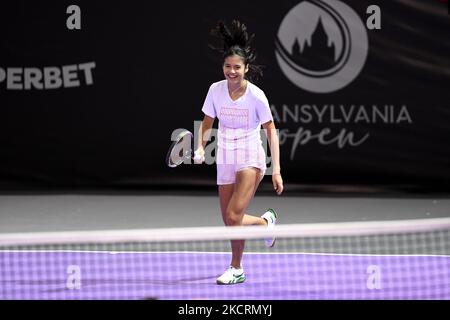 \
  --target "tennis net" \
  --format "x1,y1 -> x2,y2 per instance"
1,217 -> 449,300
